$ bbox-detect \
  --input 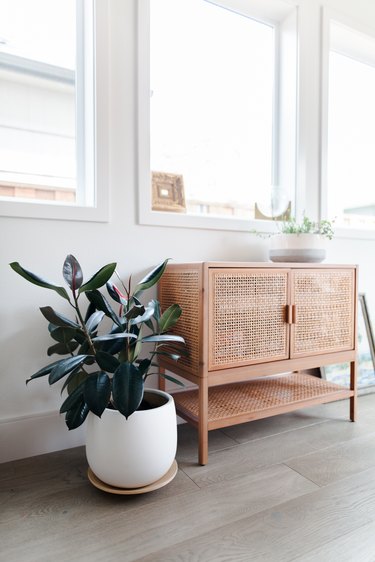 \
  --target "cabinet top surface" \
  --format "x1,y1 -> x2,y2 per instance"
168,261 -> 357,269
